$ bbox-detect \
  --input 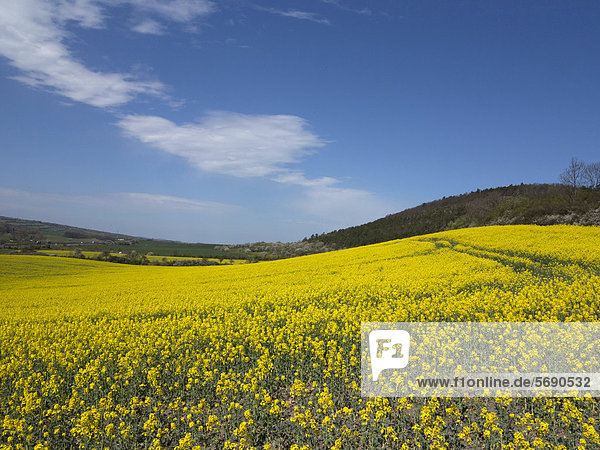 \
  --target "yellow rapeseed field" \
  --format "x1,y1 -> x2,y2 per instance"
1,225 -> 599,449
